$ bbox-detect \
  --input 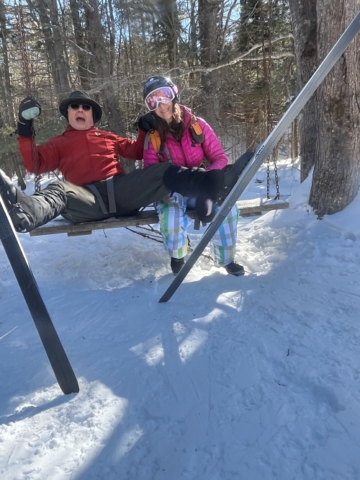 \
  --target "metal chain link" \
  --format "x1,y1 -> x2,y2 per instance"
266,148 -> 281,200
272,152 -> 280,200
266,156 -> 270,199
